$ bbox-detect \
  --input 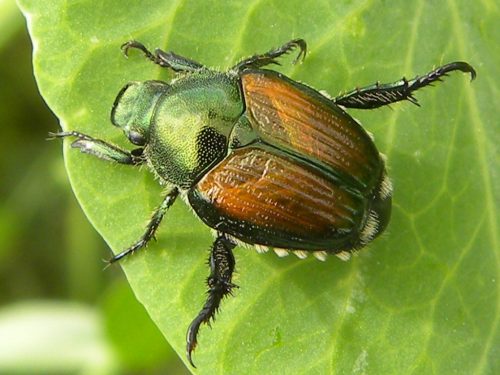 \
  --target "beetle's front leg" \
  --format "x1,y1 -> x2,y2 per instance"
108,187 -> 179,263
186,234 -> 237,367
121,40 -> 205,72
232,38 -> 307,72
334,61 -> 476,109
48,131 -> 144,165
